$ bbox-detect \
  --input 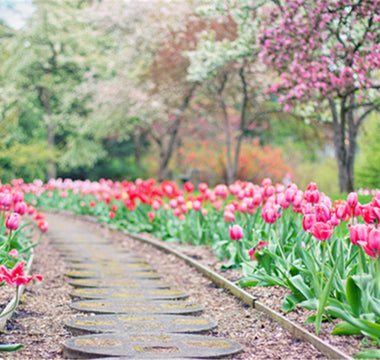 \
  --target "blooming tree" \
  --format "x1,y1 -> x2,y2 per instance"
260,0 -> 380,192
186,0 -> 275,185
